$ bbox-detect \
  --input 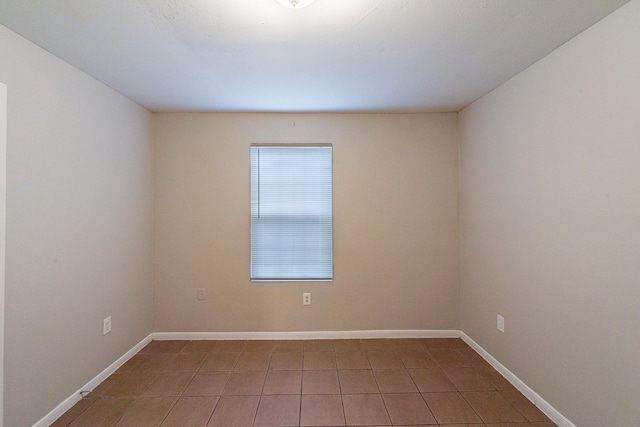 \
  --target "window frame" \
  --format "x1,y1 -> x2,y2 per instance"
250,143 -> 333,282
